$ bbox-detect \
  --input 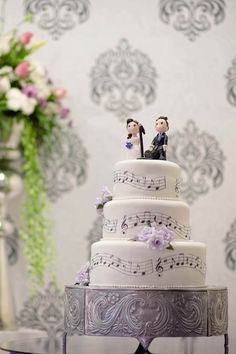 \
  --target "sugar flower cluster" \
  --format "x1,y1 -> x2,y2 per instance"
75,262 -> 90,286
95,186 -> 112,215
132,223 -> 175,250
